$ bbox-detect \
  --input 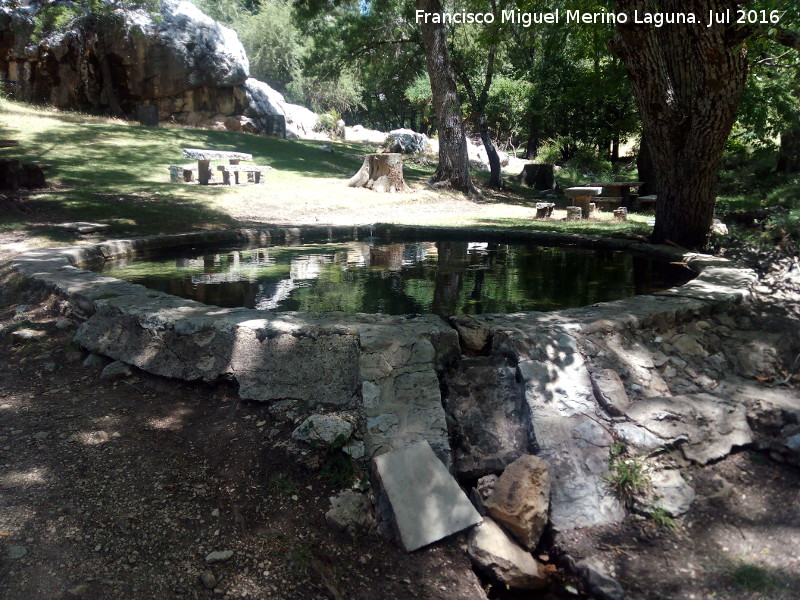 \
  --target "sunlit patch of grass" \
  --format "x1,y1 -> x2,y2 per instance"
2,98 -> 655,248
